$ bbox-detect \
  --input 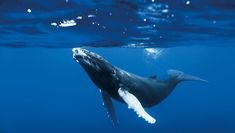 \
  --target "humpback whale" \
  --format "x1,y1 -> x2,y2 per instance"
72,48 -> 207,124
